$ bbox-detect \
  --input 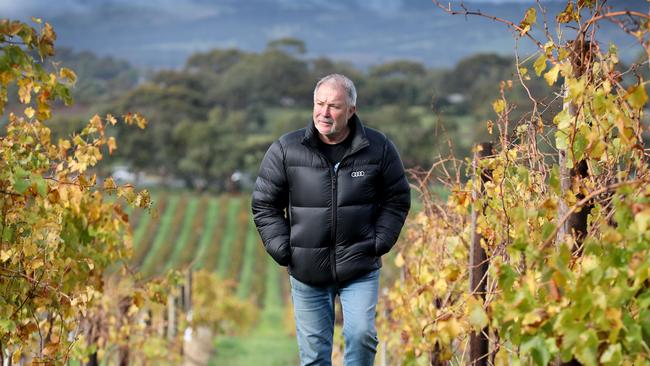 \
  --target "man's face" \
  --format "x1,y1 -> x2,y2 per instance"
313,82 -> 356,142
